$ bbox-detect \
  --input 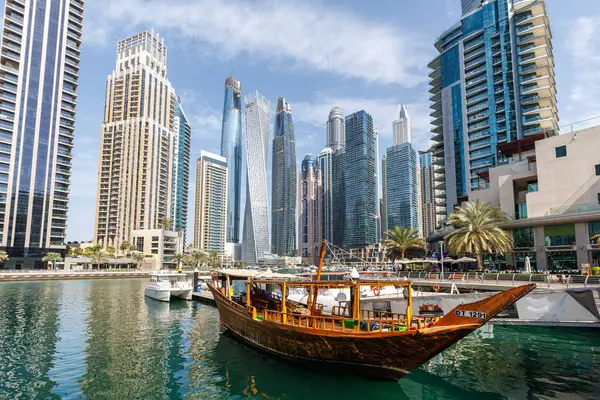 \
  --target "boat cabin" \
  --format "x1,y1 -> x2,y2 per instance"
150,272 -> 188,285
211,269 -> 441,333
